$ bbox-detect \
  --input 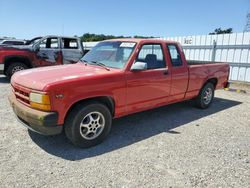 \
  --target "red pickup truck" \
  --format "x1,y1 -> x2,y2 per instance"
9,39 -> 229,148
0,35 -> 84,78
